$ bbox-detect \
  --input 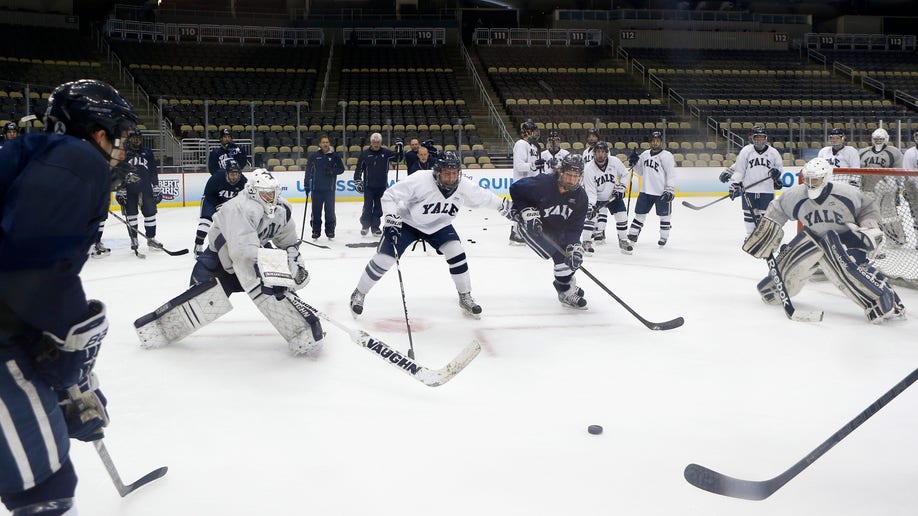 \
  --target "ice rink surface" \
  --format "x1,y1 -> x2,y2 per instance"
23,194 -> 918,516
